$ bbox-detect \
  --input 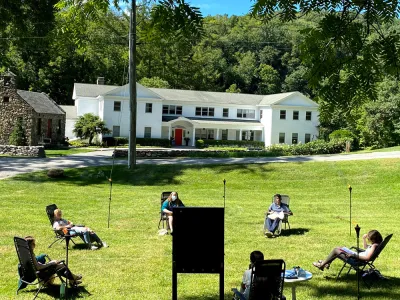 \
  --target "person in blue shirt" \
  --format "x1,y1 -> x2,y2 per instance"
161,191 -> 184,233
264,194 -> 292,237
